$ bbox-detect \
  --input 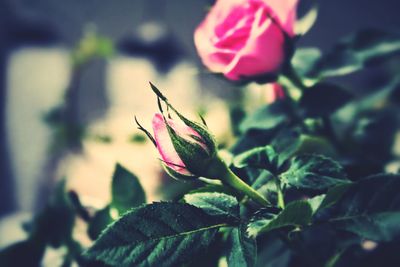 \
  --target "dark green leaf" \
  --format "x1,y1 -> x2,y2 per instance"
233,146 -> 278,172
247,201 -> 313,237
300,83 -> 354,117
231,129 -> 279,156
351,109 -> 398,164
251,171 -> 276,195
183,192 -> 240,221
256,234 -> 292,267
280,154 -> 350,191
306,29 -> 400,79
32,180 -> 75,248
87,206 -> 114,240
324,174 -> 400,241
84,202 -> 228,267
226,225 -> 257,267
0,239 -> 45,267
334,212 -> 400,242
111,164 -> 146,215
316,184 -> 351,212
239,101 -> 290,133
271,129 -> 337,168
